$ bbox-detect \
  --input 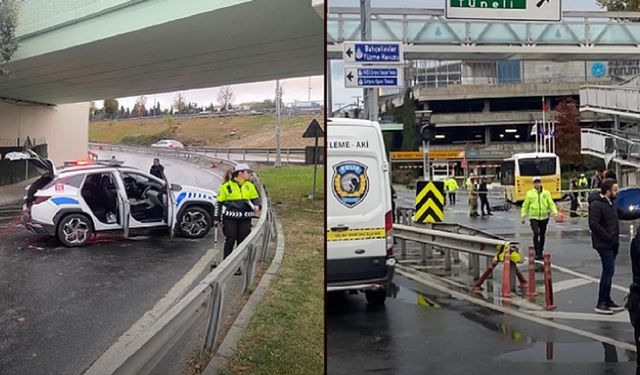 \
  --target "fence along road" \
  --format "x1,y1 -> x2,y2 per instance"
85,144 -> 278,374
